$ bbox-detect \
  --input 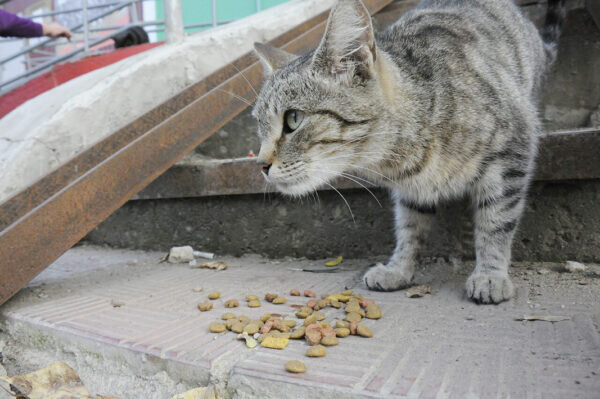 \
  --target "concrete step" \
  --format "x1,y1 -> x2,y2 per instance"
1,246 -> 598,398
83,129 -> 600,263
